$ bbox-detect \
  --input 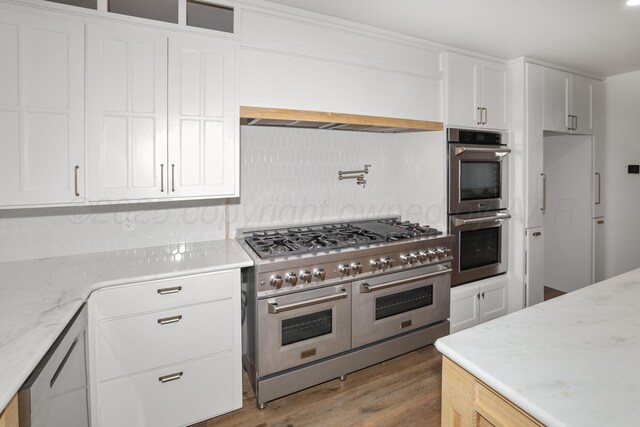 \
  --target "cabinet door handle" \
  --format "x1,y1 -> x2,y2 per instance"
159,371 -> 183,383
532,231 -> 542,237
73,165 -> 80,197
477,107 -> 482,125
597,220 -> 605,225
543,172 -> 548,210
171,164 -> 176,192
477,293 -> 481,300
595,173 -> 601,205
481,291 -> 485,299
157,285 -> 182,295
483,107 -> 488,125
574,115 -> 578,131
158,315 -> 182,325
160,164 -> 165,192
